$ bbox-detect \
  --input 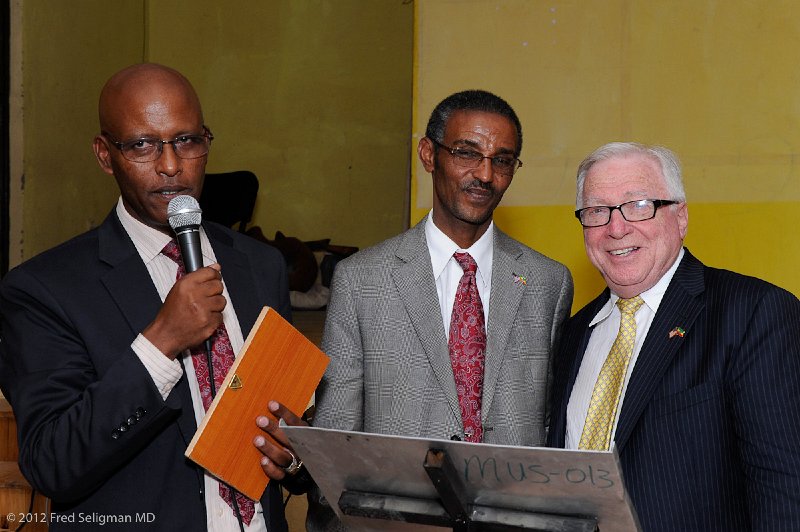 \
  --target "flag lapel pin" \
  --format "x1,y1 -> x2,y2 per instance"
668,326 -> 686,339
